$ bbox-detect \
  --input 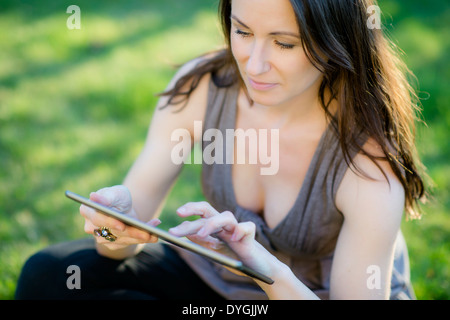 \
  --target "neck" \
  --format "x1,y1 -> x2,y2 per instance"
250,79 -> 336,130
